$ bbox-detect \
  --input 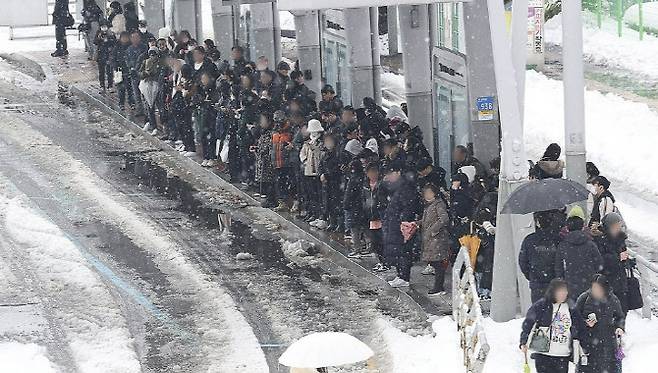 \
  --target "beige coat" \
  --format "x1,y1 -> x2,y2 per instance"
419,199 -> 452,262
